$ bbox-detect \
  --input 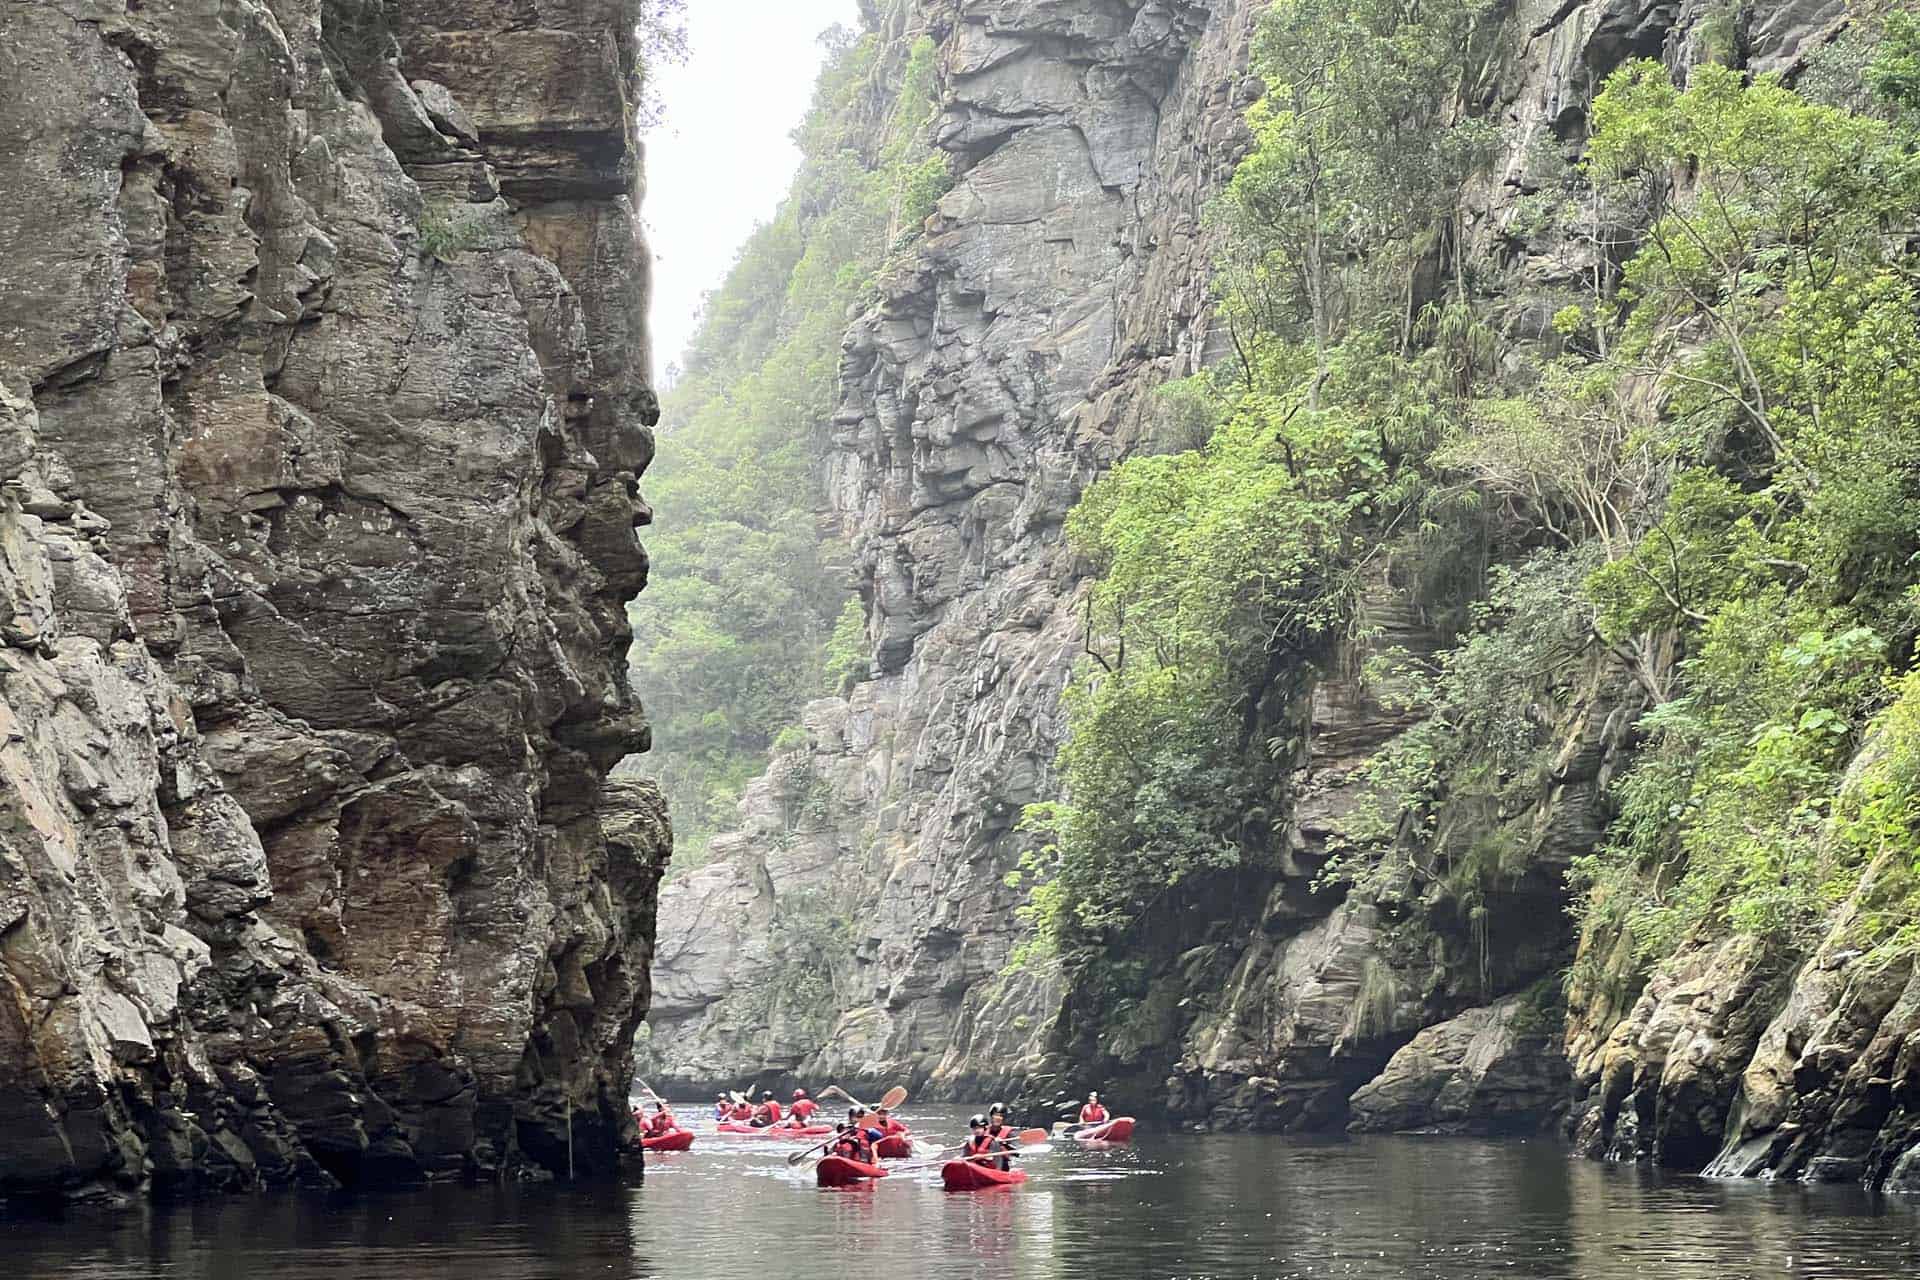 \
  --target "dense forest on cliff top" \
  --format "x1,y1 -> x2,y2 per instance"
624,23 -> 946,870
1025,1 -> 1920,998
